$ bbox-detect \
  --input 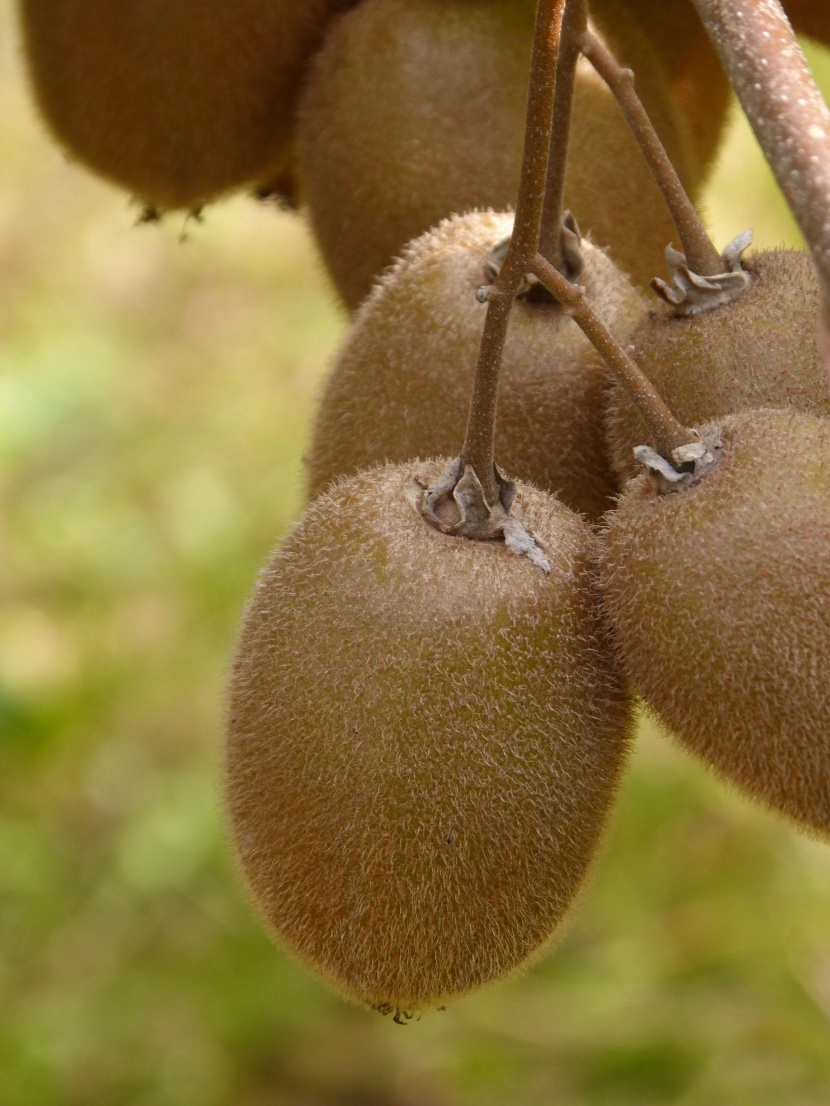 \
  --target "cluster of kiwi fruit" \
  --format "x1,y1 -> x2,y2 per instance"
17,0 -> 830,1017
